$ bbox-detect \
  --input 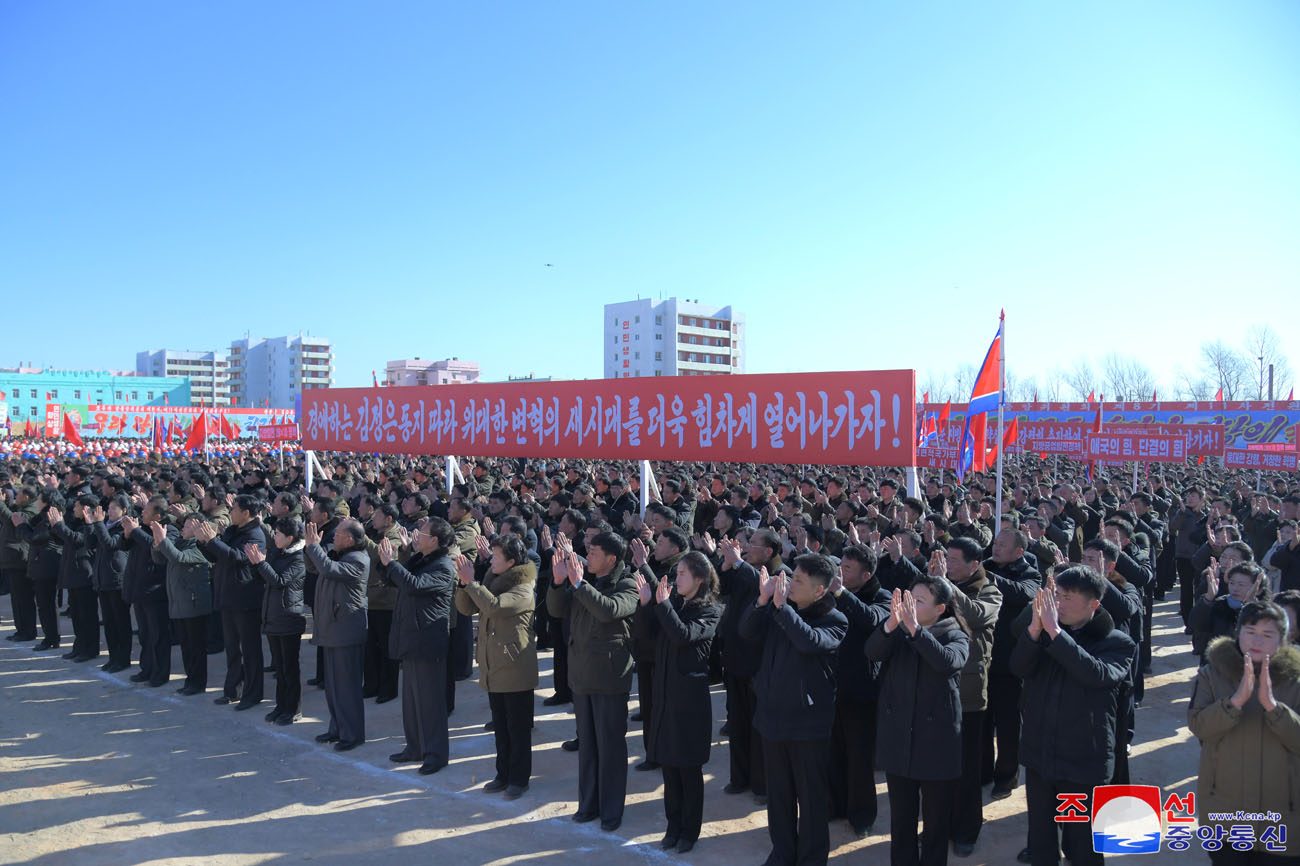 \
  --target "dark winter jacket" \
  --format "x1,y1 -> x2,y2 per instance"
305,543 -> 369,647
50,517 -> 94,590
151,535 -> 213,619
636,593 -> 721,767
546,561 -> 639,695
386,550 -> 455,661
88,520 -> 129,593
202,520 -> 268,611
255,542 -> 307,635
832,578 -> 892,704
984,555 -> 1041,677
